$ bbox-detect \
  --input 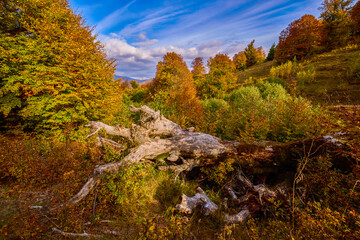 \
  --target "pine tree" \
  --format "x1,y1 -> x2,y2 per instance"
266,43 -> 276,61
